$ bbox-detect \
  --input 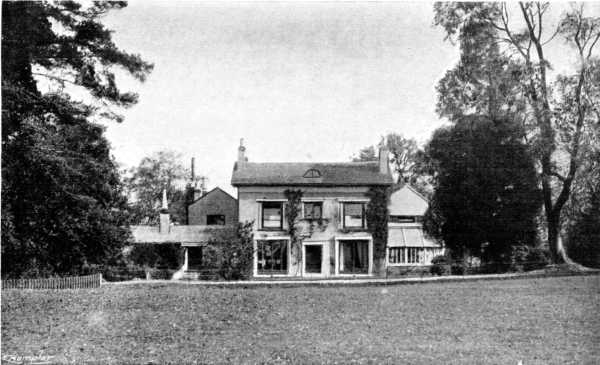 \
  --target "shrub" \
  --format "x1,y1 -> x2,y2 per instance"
450,263 -> 465,275
524,247 -> 550,271
219,222 -> 254,280
101,265 -> 146,282
128,243 -> 184,269
566,190 -> 600,268
430,255 -> 448,276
